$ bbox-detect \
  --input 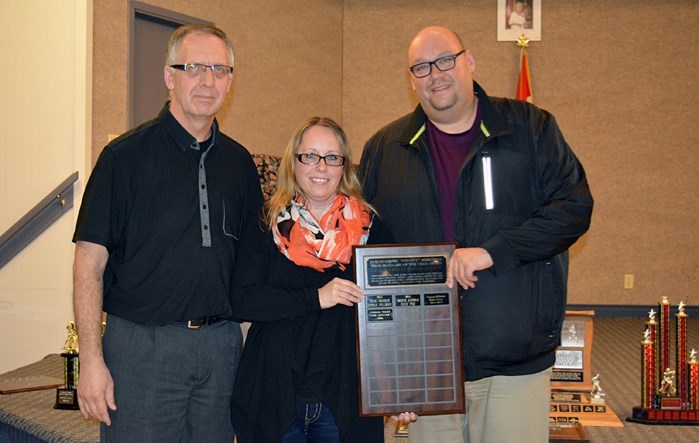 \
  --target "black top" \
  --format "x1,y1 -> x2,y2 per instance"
73,103 -> 263,325
230,215 -> 392,443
